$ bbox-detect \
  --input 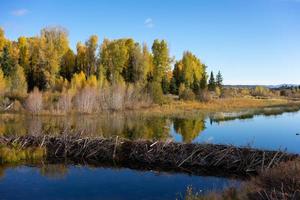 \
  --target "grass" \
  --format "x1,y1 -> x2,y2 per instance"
184,158 -> 300,200
0,145 -> 46,164
134,97 -> 300,118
